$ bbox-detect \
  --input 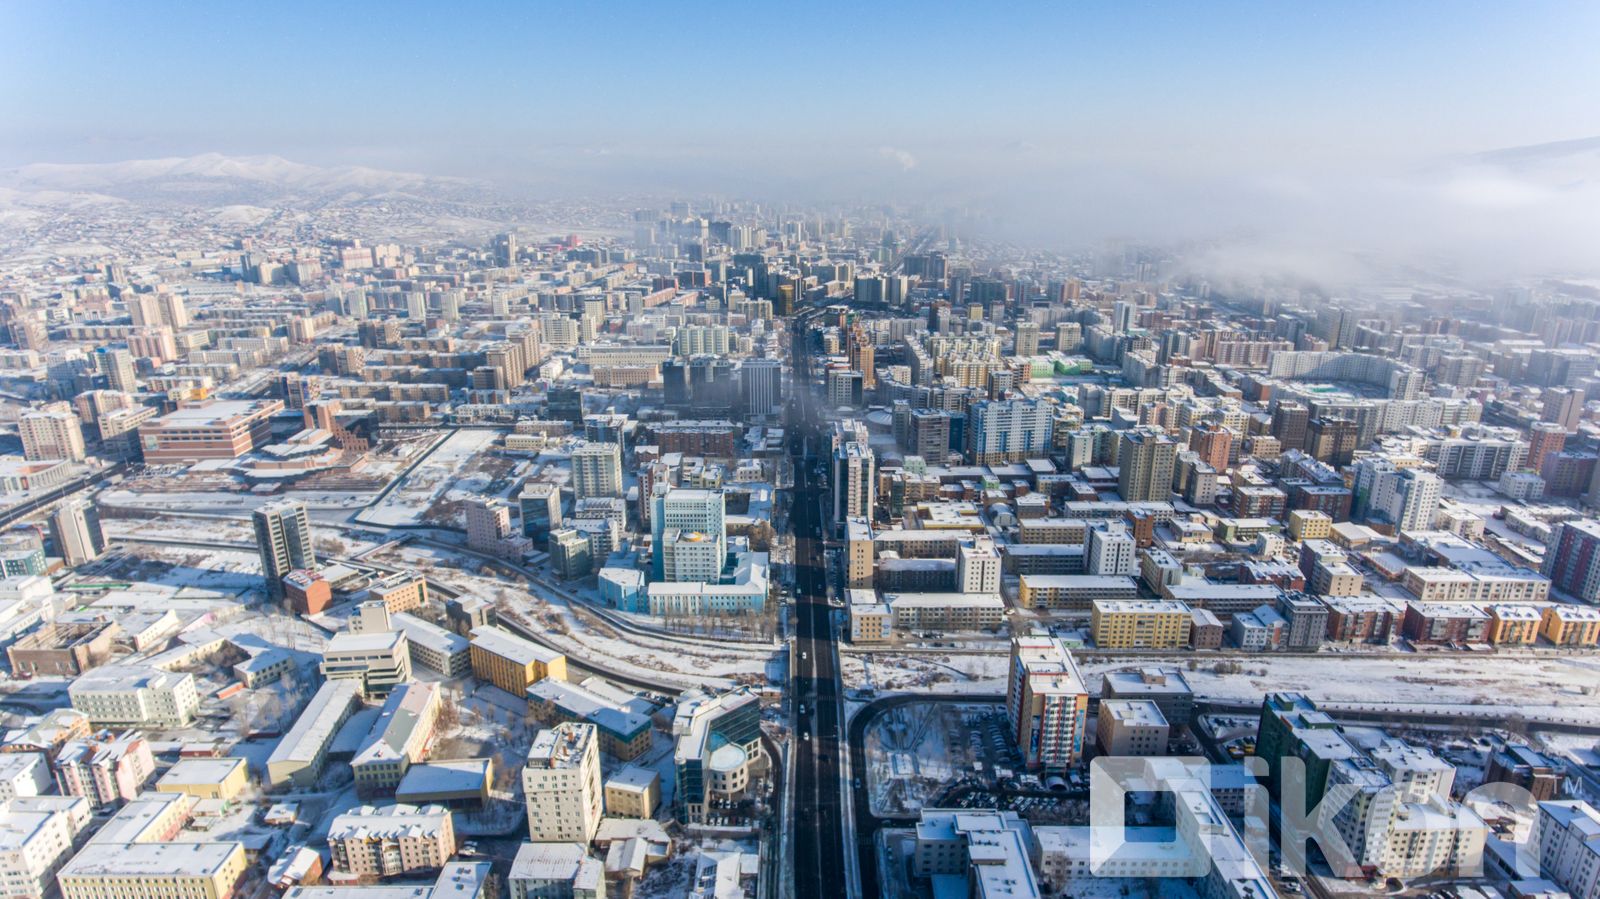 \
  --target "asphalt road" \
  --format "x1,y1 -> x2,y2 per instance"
788,312 -> 849,898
